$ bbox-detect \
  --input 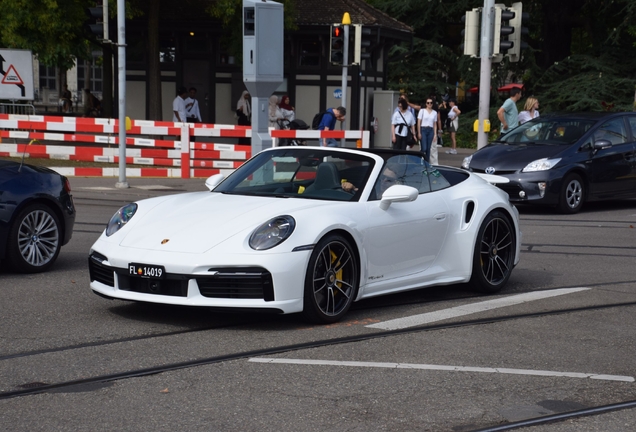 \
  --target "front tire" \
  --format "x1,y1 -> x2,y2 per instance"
302,234 -> 358,324
7,204 -> 62,273
558,173 -> 584,214
469,211 -> 515,293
